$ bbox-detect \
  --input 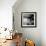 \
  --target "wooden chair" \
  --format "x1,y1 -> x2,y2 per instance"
25,40 -> 35,46
13,33 -> 23,46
